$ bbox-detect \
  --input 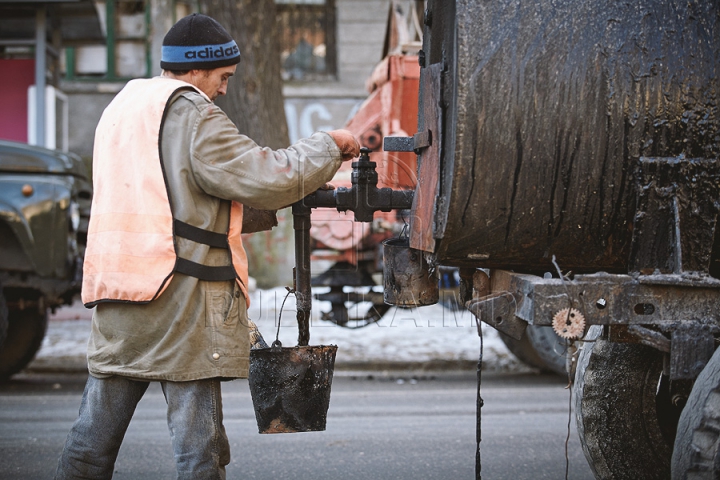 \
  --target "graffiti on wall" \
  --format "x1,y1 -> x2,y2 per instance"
285,98 -> 363,144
